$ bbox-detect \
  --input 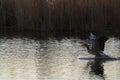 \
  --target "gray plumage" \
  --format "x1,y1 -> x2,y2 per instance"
83,33 -> 109,57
